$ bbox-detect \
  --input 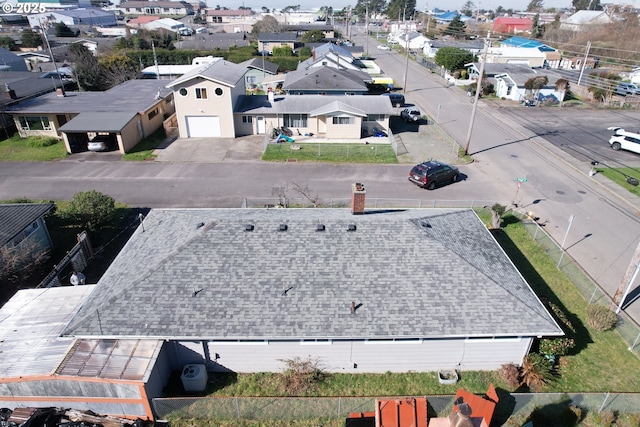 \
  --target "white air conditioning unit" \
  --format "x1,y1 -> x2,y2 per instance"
180,364 -> 208,392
